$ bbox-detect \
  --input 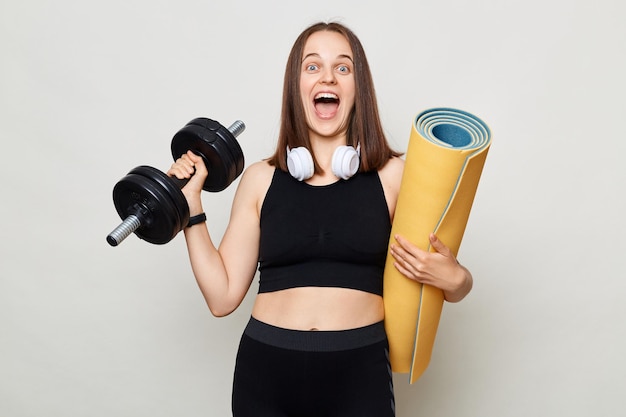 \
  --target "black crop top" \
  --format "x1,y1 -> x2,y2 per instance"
258,169 -> 391,295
